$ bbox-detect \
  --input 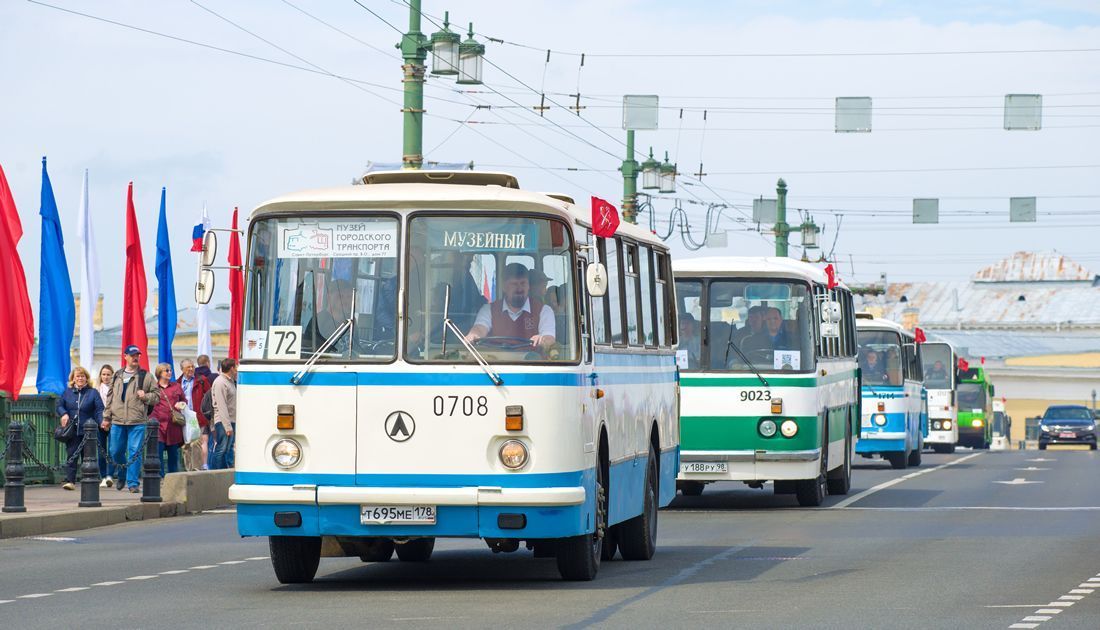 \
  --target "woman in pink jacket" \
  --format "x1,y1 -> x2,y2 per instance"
151,363 -> 187,477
